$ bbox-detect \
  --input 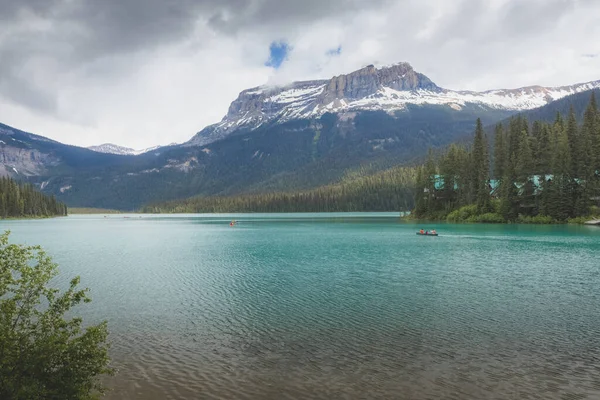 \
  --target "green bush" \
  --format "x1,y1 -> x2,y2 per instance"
446,204 -> 478,222
467,213 -> 506,223
0,231 -> 113,399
